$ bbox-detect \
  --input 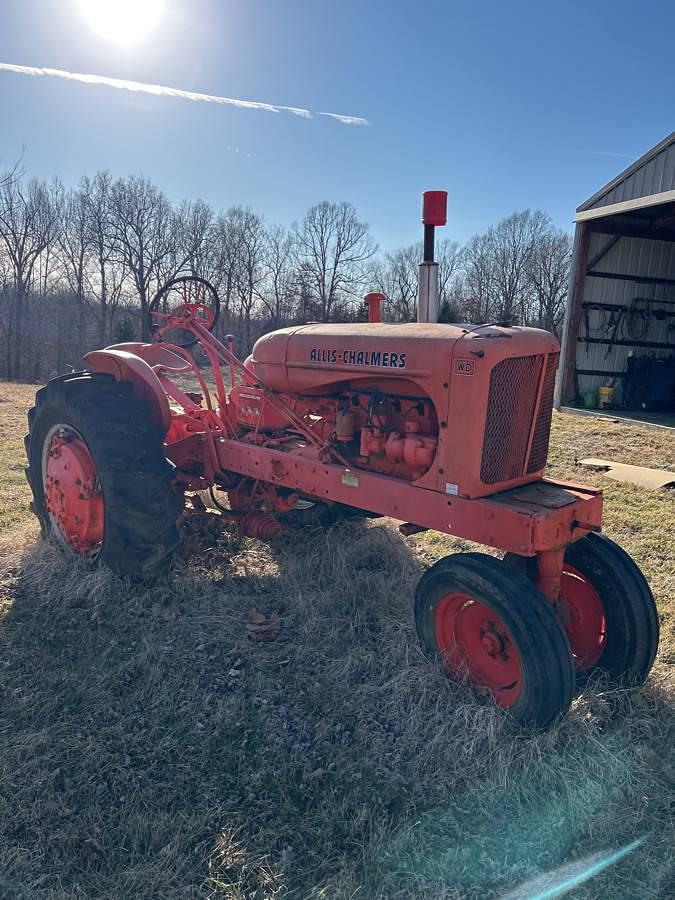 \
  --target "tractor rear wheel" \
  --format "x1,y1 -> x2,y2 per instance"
504,534 -> 659,685
25,371 -> 182,579
414,553 -> 575,727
